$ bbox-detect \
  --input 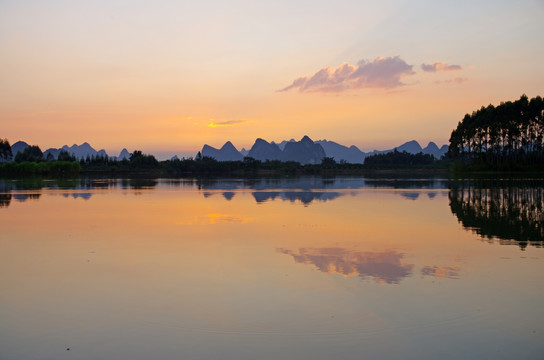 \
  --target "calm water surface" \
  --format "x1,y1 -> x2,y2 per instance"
1,176 -> 543,360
